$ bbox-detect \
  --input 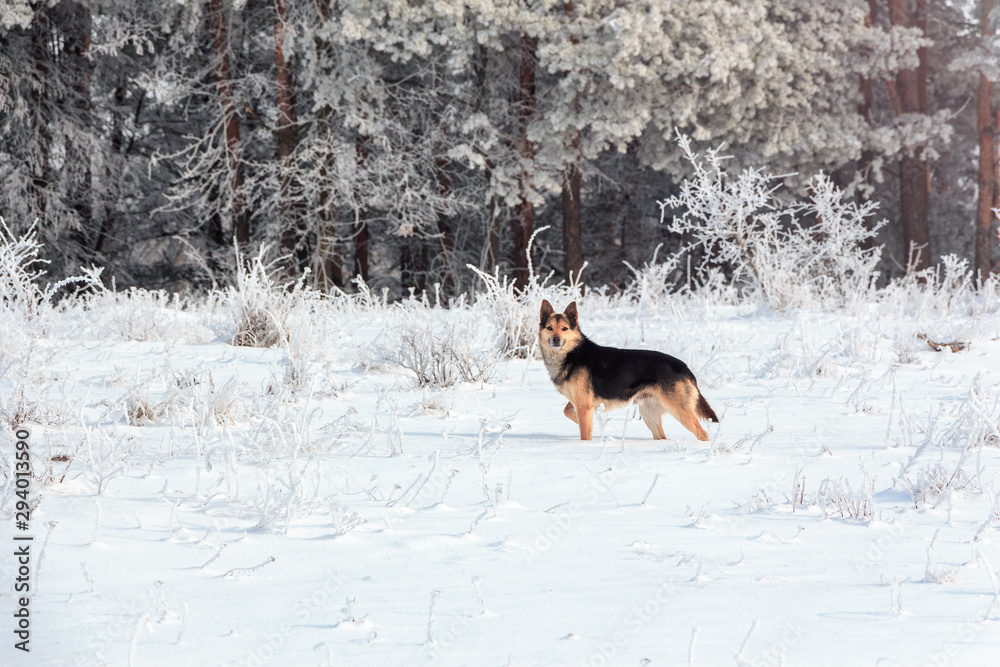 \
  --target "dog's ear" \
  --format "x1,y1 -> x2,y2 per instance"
564,301 -> 578,328
539,299 -> 554,327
